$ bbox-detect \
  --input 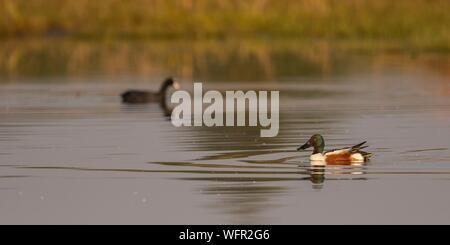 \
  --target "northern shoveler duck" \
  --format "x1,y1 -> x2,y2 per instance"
297,134 -> 372,164
121,77 -> 180,104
